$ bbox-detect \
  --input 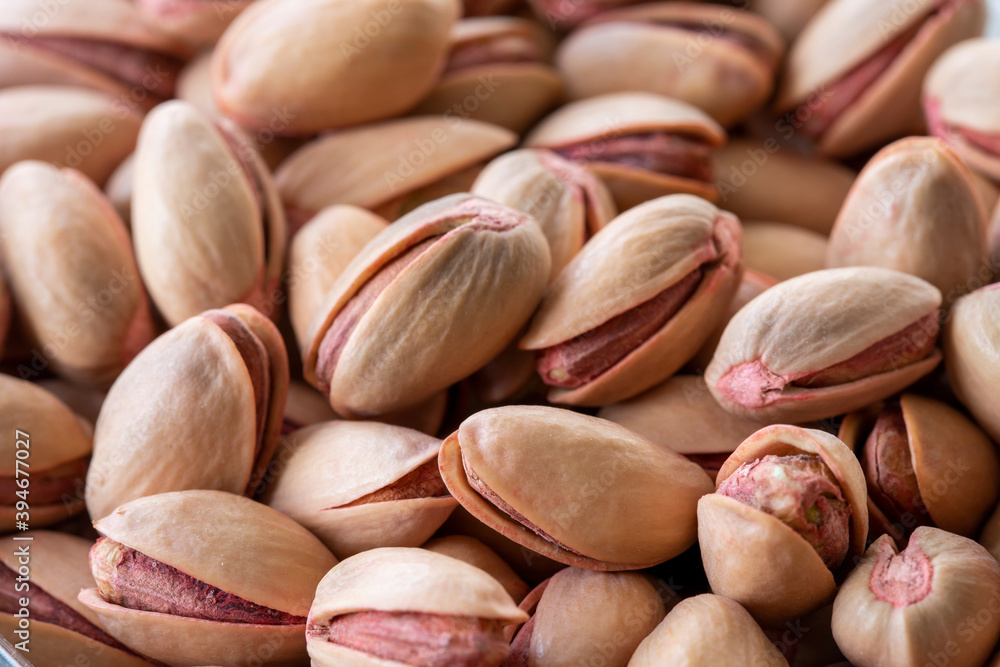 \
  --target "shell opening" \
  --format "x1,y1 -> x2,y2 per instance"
868,536 -> 934,608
